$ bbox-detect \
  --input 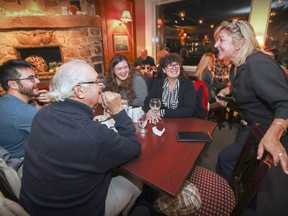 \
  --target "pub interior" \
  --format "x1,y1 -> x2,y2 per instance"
0,0 -> 288,215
